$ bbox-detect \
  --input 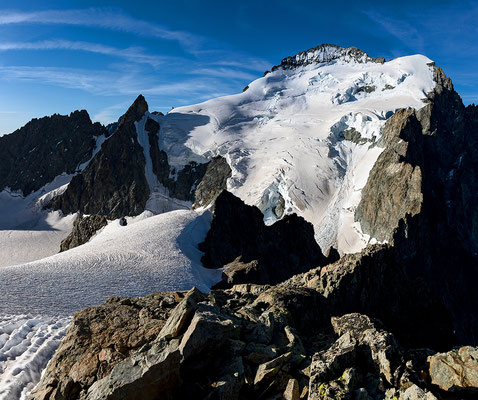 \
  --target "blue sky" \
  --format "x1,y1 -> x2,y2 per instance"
0,0 -> 477,134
